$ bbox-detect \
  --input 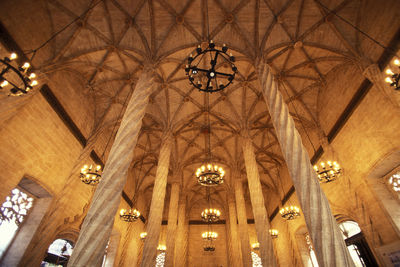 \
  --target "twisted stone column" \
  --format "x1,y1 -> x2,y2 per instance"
165,182 -> 180,267
227,193 -> 243,267
363,63 -> 400,108
141,134 -> 172,266
234,180 -> 252,267
174,195 -> 188,267
68,68 -> 156,266
241,134 -> 277,267
256,59 -> 354,267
